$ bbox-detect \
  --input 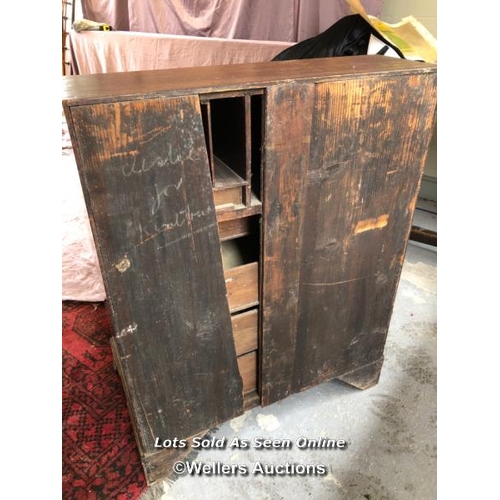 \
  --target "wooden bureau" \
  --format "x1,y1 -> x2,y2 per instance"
62,56 -> 437,483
